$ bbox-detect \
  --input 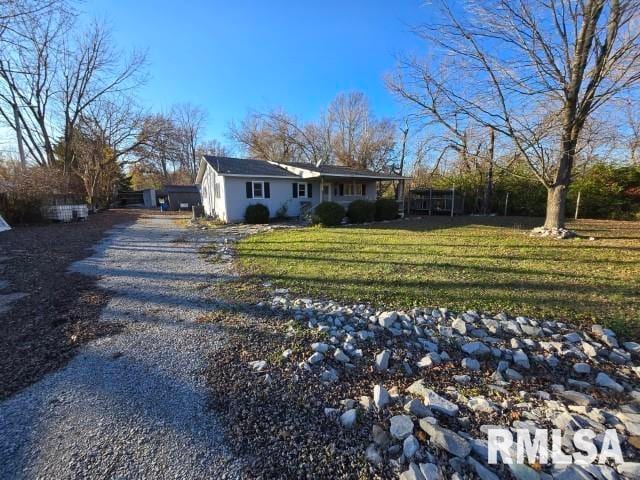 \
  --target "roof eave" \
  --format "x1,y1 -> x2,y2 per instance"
318,173 -> 411,180
219,173 -> 301,179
